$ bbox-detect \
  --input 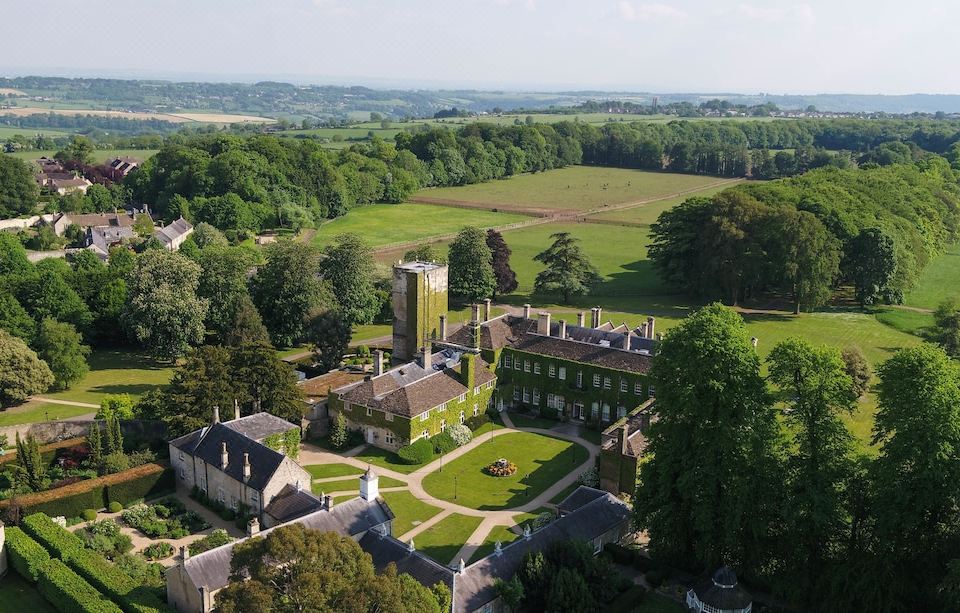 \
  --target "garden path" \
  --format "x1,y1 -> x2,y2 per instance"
30,398 -> 99,409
